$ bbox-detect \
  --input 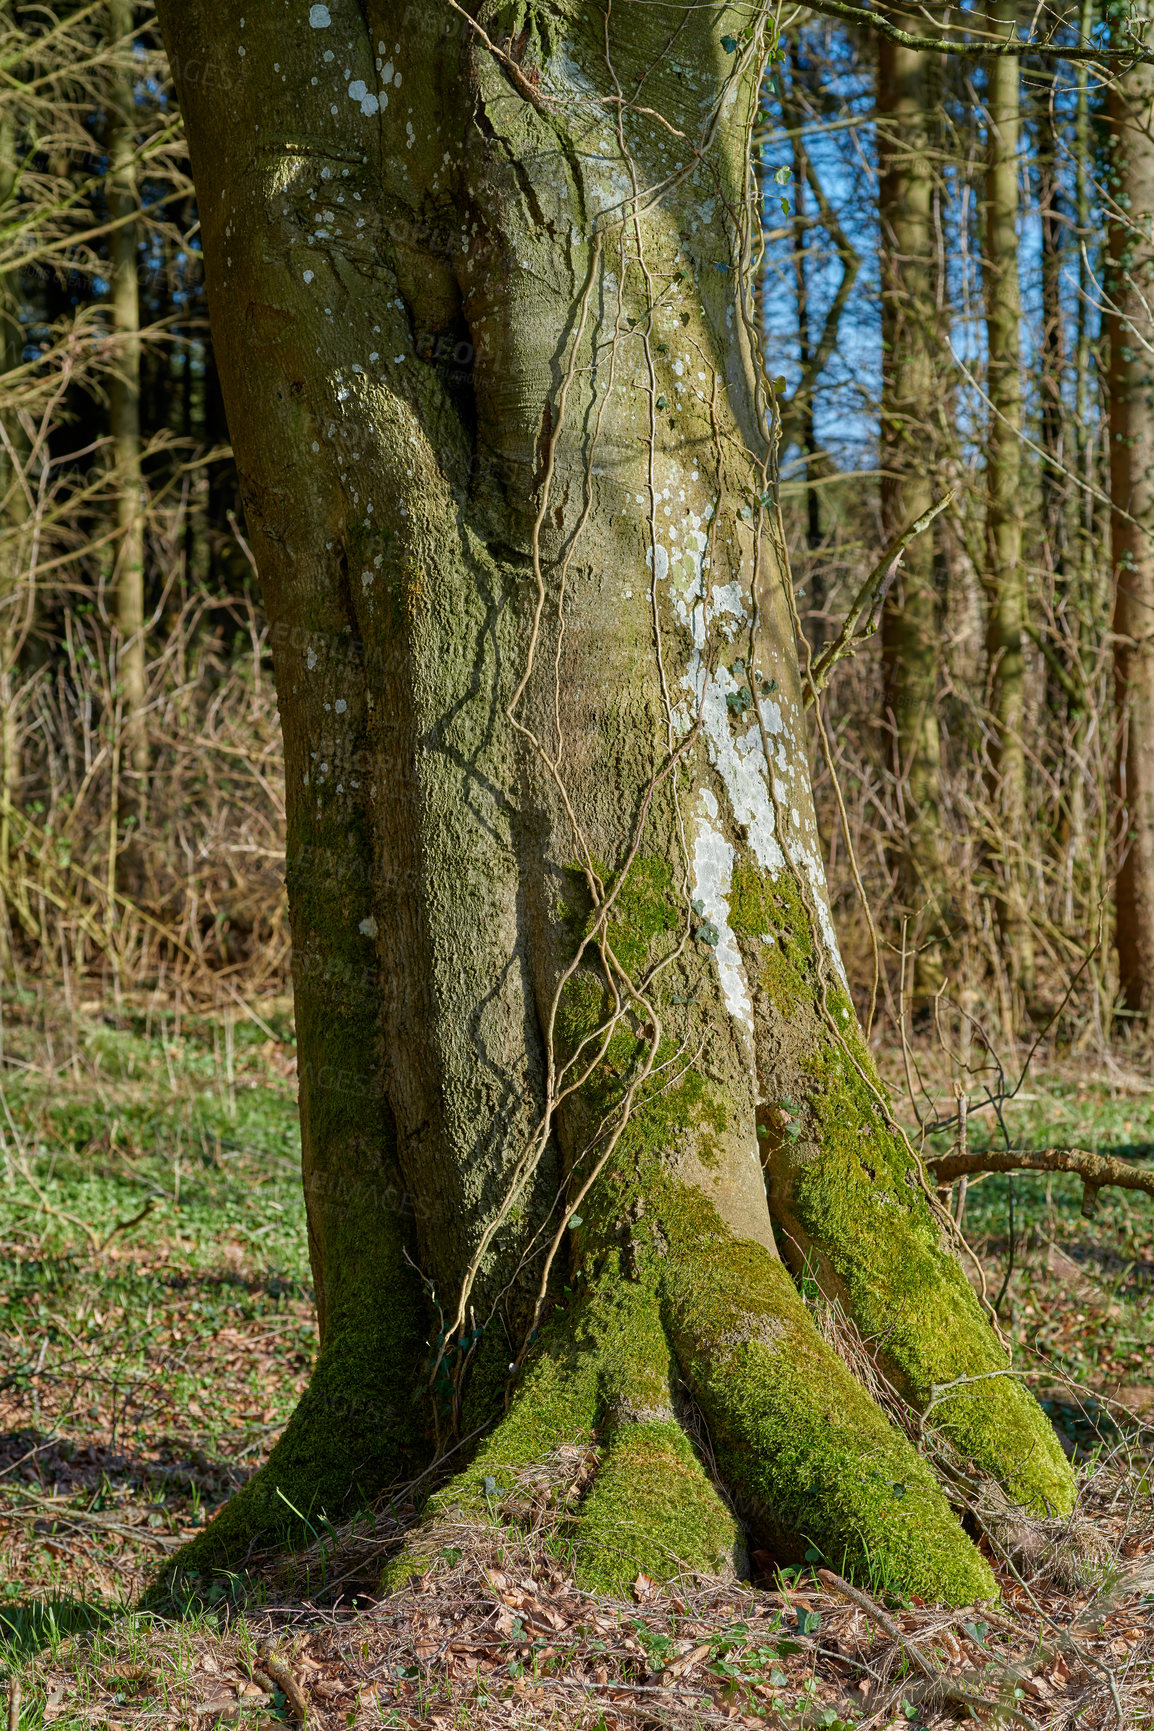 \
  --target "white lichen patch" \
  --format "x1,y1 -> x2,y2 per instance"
692,790 -> 752,1029
649,478 -> 849,991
